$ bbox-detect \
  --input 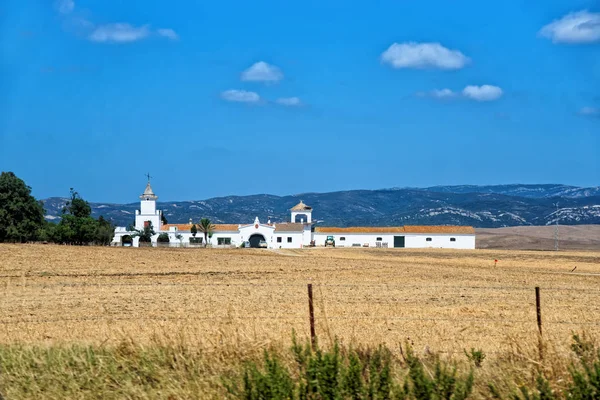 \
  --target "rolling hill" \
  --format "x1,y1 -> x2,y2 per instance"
41,184 -> 600,228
